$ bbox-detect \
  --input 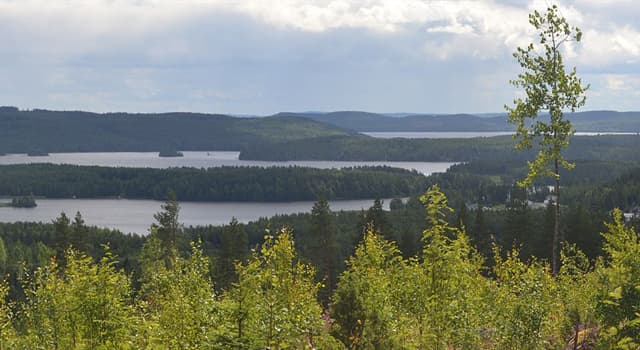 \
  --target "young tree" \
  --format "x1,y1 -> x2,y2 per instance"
70,212 -> 88,254
138,242 -> 222,349
153,191 -> 182,267
360,199 -> 392,240
216,217 -> 248,291
505,5 -> 588,274
20,248 -> 135,349
596,209 -> 640,347
52,212 -> 71,267
331,225 -> 404,349
228,228 -> 325,349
